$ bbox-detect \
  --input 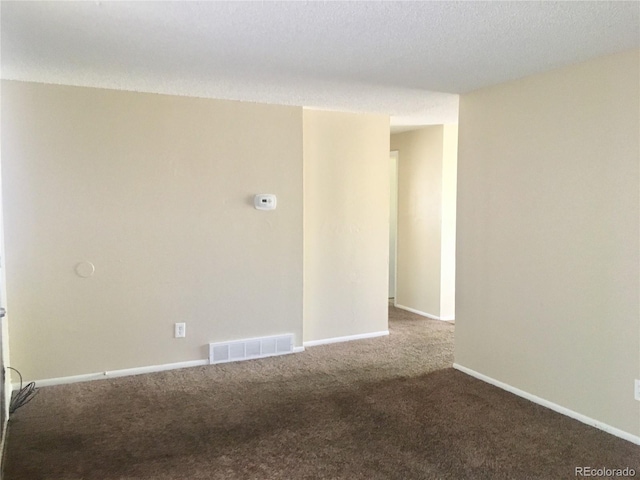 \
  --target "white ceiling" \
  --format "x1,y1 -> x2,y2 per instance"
2,1 -> 638,129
